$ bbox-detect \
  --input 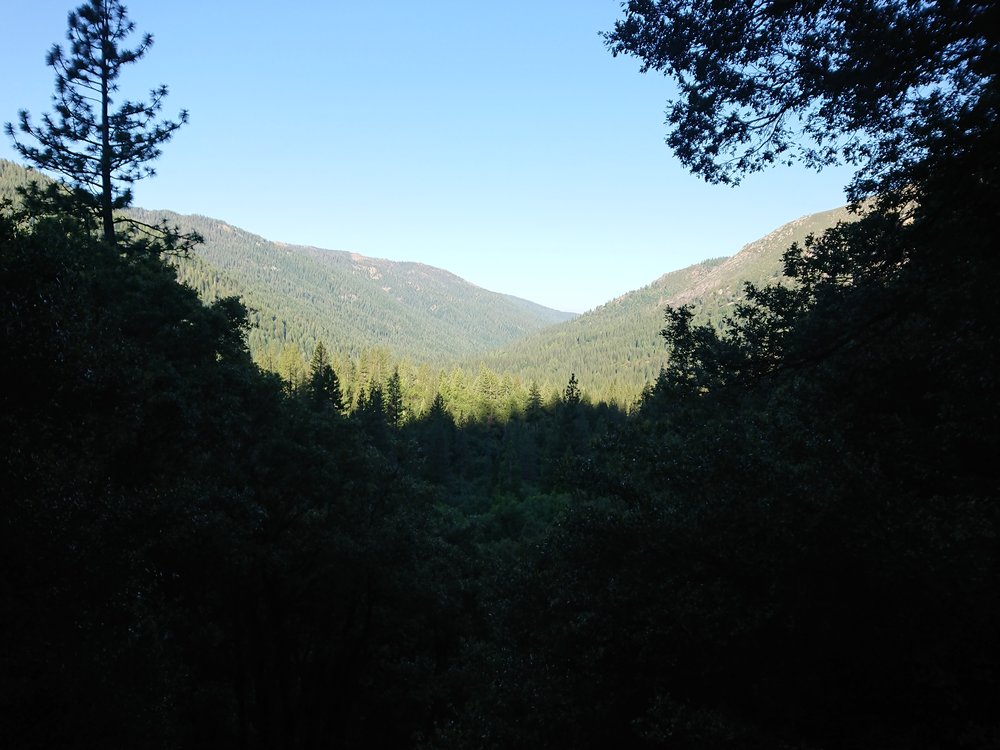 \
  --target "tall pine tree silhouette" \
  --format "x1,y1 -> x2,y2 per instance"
6,0 -> 188,245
